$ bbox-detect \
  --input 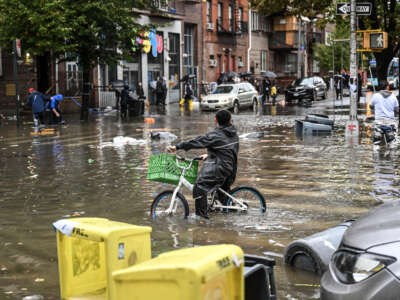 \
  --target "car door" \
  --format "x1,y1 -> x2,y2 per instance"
237,83 -> 248,106
245,83 -> 256,106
